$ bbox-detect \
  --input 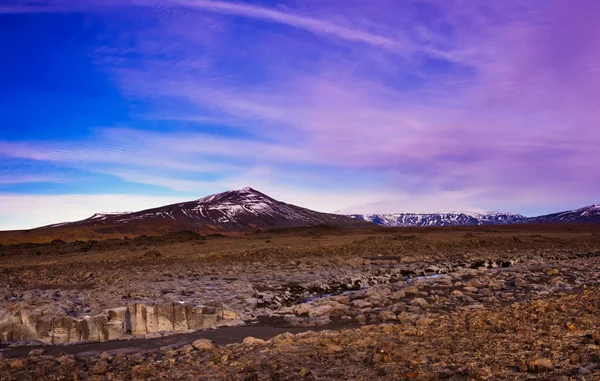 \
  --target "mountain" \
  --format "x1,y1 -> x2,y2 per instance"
348,211 -> 526,227
56,187 -> 365,231
527,204 -> 600,224
0,187 -> 371,244
348,204 -> 600,227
